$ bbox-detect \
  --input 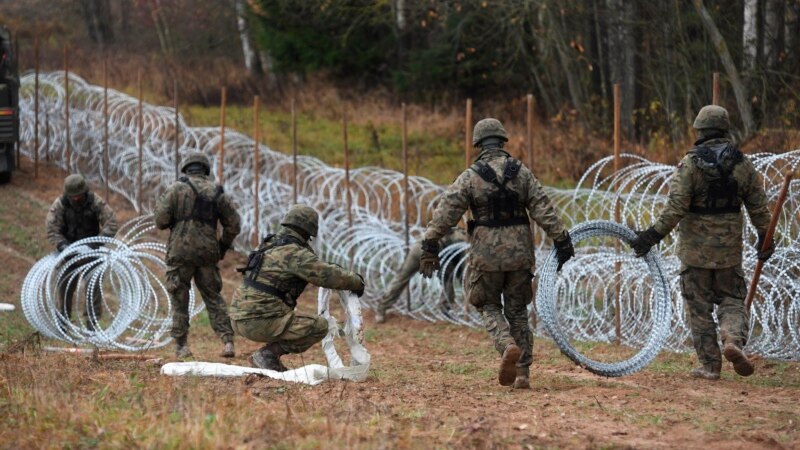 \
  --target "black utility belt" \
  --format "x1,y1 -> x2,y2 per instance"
467,216 -> 530,235
242,278 -> 296,308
